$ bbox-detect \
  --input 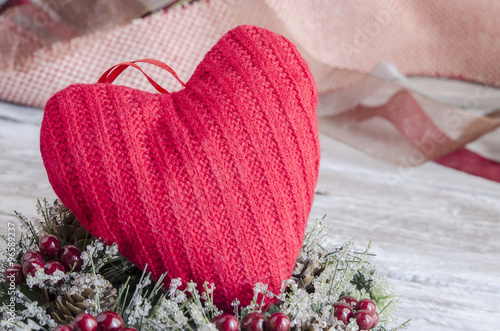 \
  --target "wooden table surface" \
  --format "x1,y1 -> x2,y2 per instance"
1,99 -> 499,330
